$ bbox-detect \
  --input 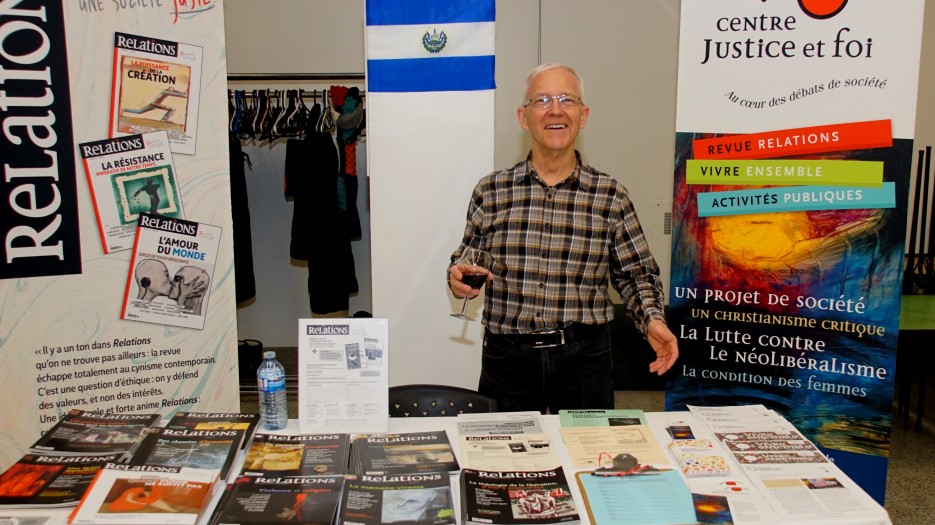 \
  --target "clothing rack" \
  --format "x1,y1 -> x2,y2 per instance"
227,72 -> 365,82
227,75 -> 365,141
